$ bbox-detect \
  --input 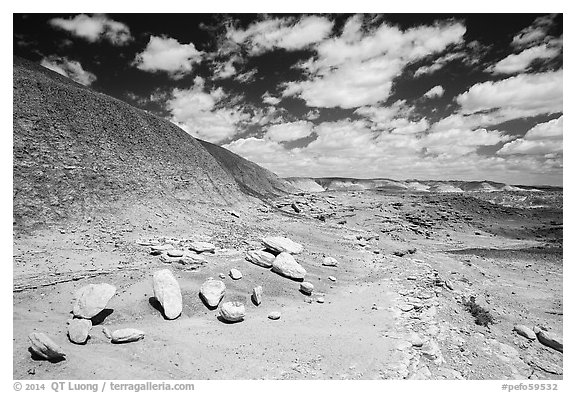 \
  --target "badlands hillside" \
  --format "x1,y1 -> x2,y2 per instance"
13,55 -> 294,232
13,55 -> 562,381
